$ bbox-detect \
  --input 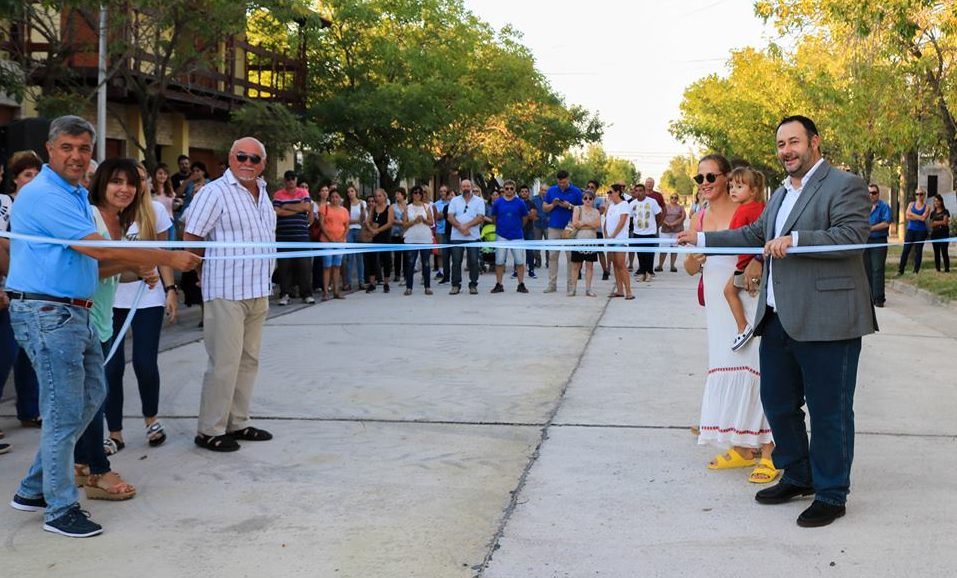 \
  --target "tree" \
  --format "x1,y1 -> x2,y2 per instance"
306,0 -> 602,191
661,154 -> 697,197
670,46 -> 804,179
230,101 -> 322,186
755,0 -> 949,188
557,144 -> 639,190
